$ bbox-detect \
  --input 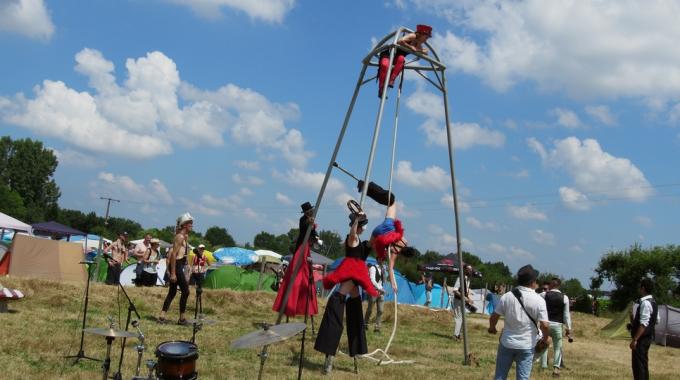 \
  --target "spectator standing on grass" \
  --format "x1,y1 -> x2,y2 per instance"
105,232 -> 128,285
421,272 -> 434,307
629,278 -> 659,380
540,278 -> 572,377
132,233 -> 152,286
365,257 -> 385,332
451,264 -> 473,341
488,265 -> 551,380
